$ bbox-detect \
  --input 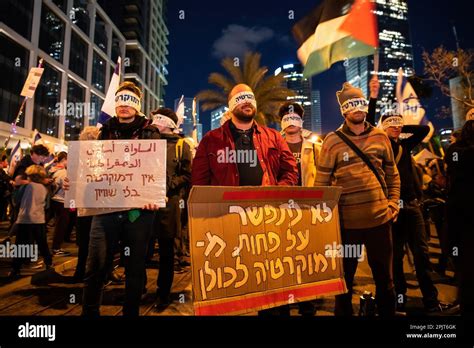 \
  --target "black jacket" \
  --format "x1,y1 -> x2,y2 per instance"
365,101 -> 430,202
160,133 -> 192,197
446,141 -> 474,206
99,116 -> 160,140
155,133 -> 192,239
0,170 -> 12,198
390,125 -> 430,202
